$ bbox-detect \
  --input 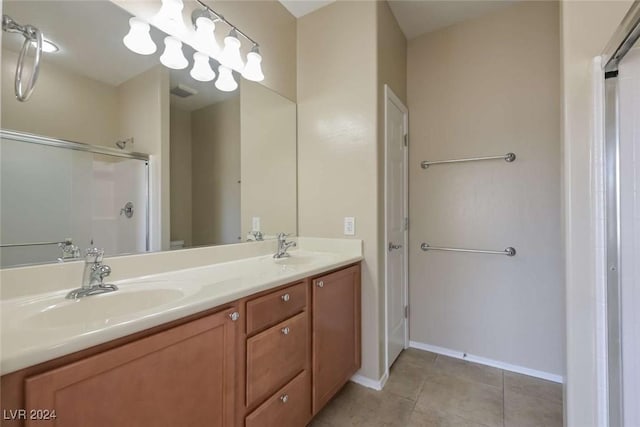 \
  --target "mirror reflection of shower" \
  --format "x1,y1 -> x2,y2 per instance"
115,137 -> 134,150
